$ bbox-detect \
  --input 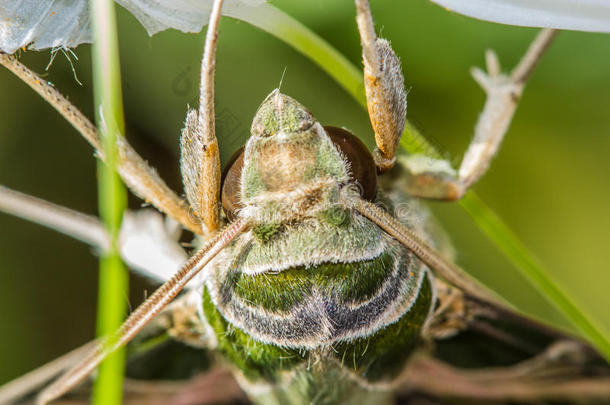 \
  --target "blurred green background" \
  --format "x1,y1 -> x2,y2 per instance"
1,0 -> 609,384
